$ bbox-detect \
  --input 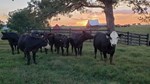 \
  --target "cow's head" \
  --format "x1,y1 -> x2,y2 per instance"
82,31 -> 93,40
1,32 -> 9,40
39,33 -> 51,49
106,31 -> 123,47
